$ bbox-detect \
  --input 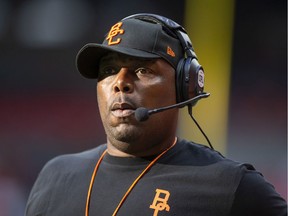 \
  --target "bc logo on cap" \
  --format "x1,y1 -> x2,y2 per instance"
106,22 -> 125,45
